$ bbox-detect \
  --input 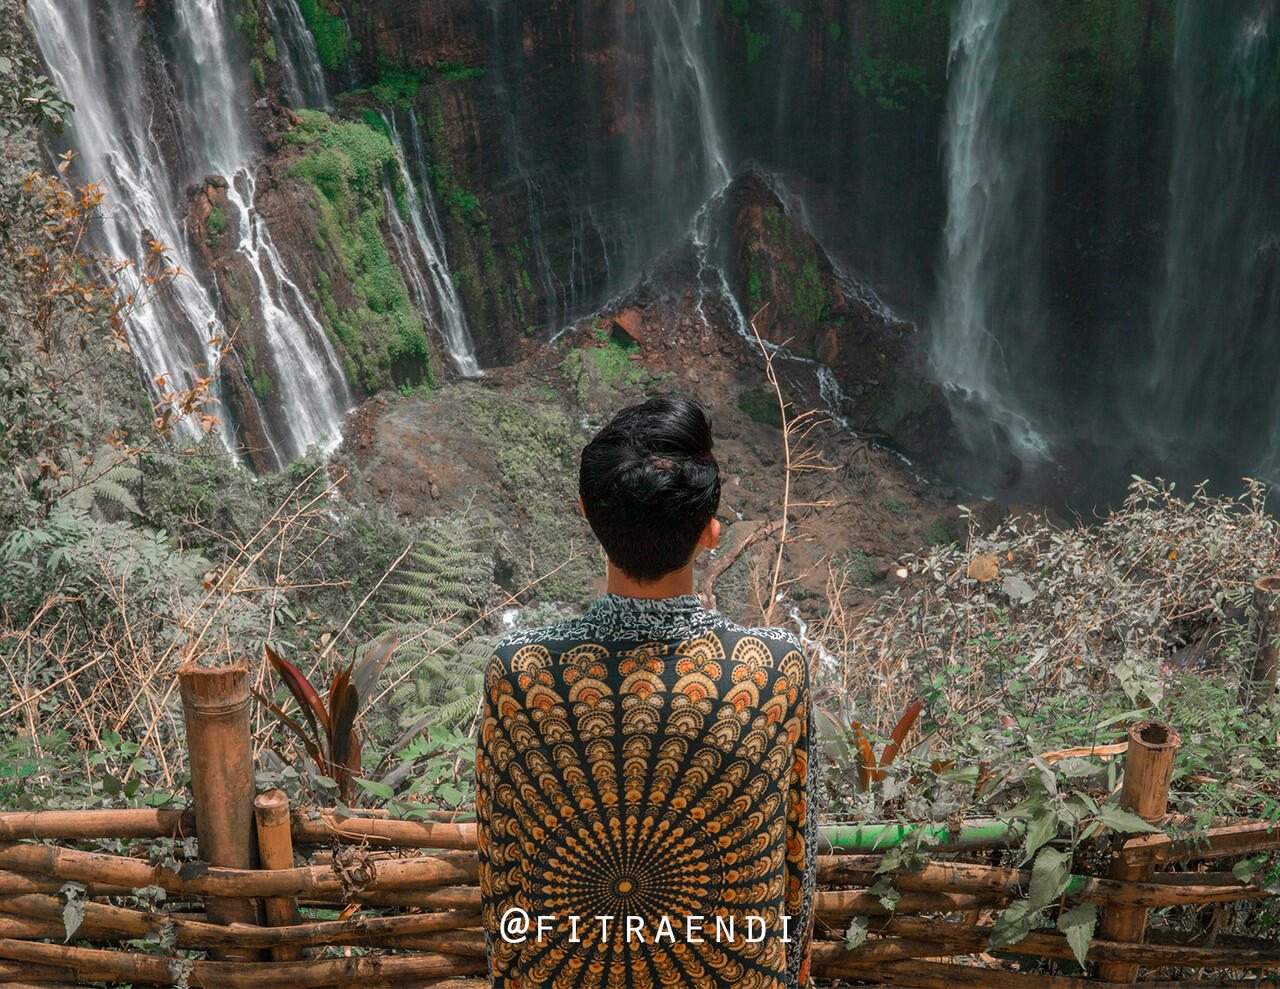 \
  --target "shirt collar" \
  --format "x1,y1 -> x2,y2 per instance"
589,592 -> 707,620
